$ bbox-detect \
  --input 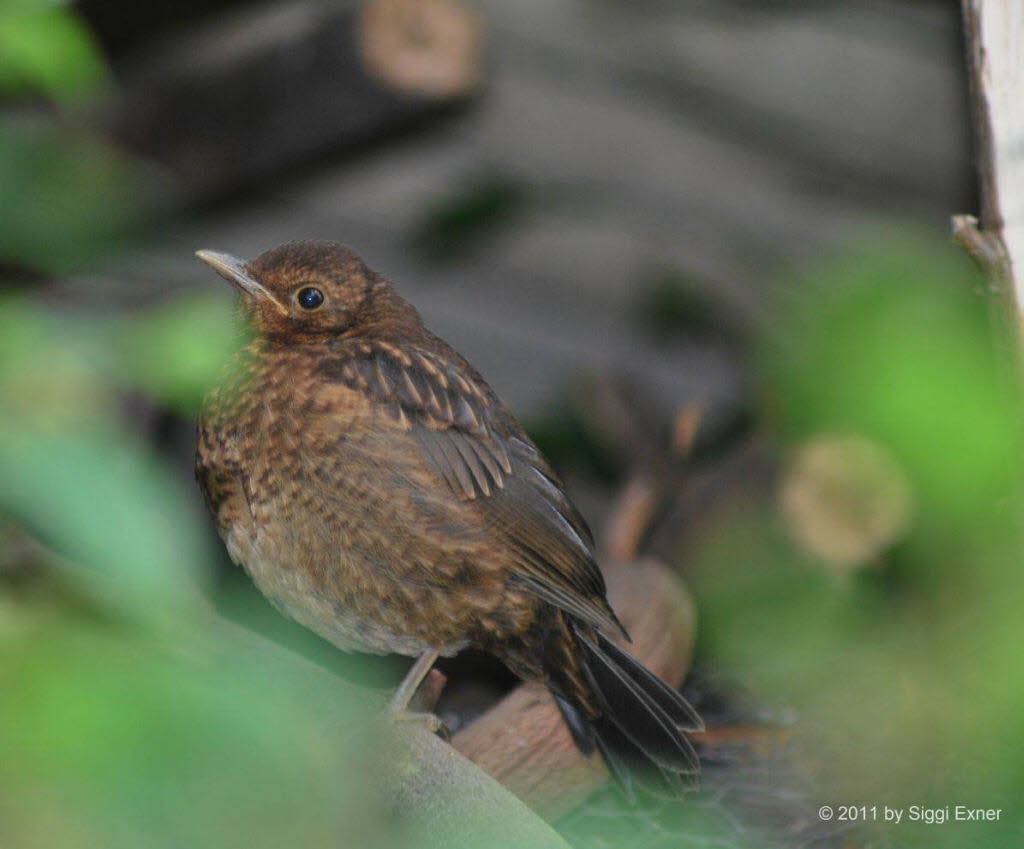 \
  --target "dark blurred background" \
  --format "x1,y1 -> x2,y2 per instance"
6,2 -> 1022,849
18,0 -> 974,422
